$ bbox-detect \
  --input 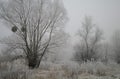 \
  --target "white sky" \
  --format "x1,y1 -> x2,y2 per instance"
63,0 -> 120,41
0,0 -> 120,41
